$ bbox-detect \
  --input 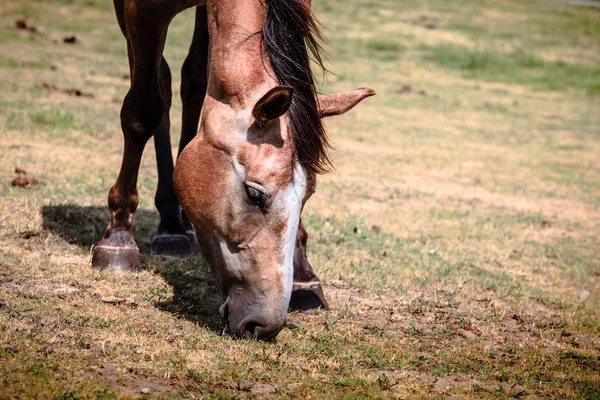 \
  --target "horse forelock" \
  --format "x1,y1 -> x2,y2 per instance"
262,0 -> 331,174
